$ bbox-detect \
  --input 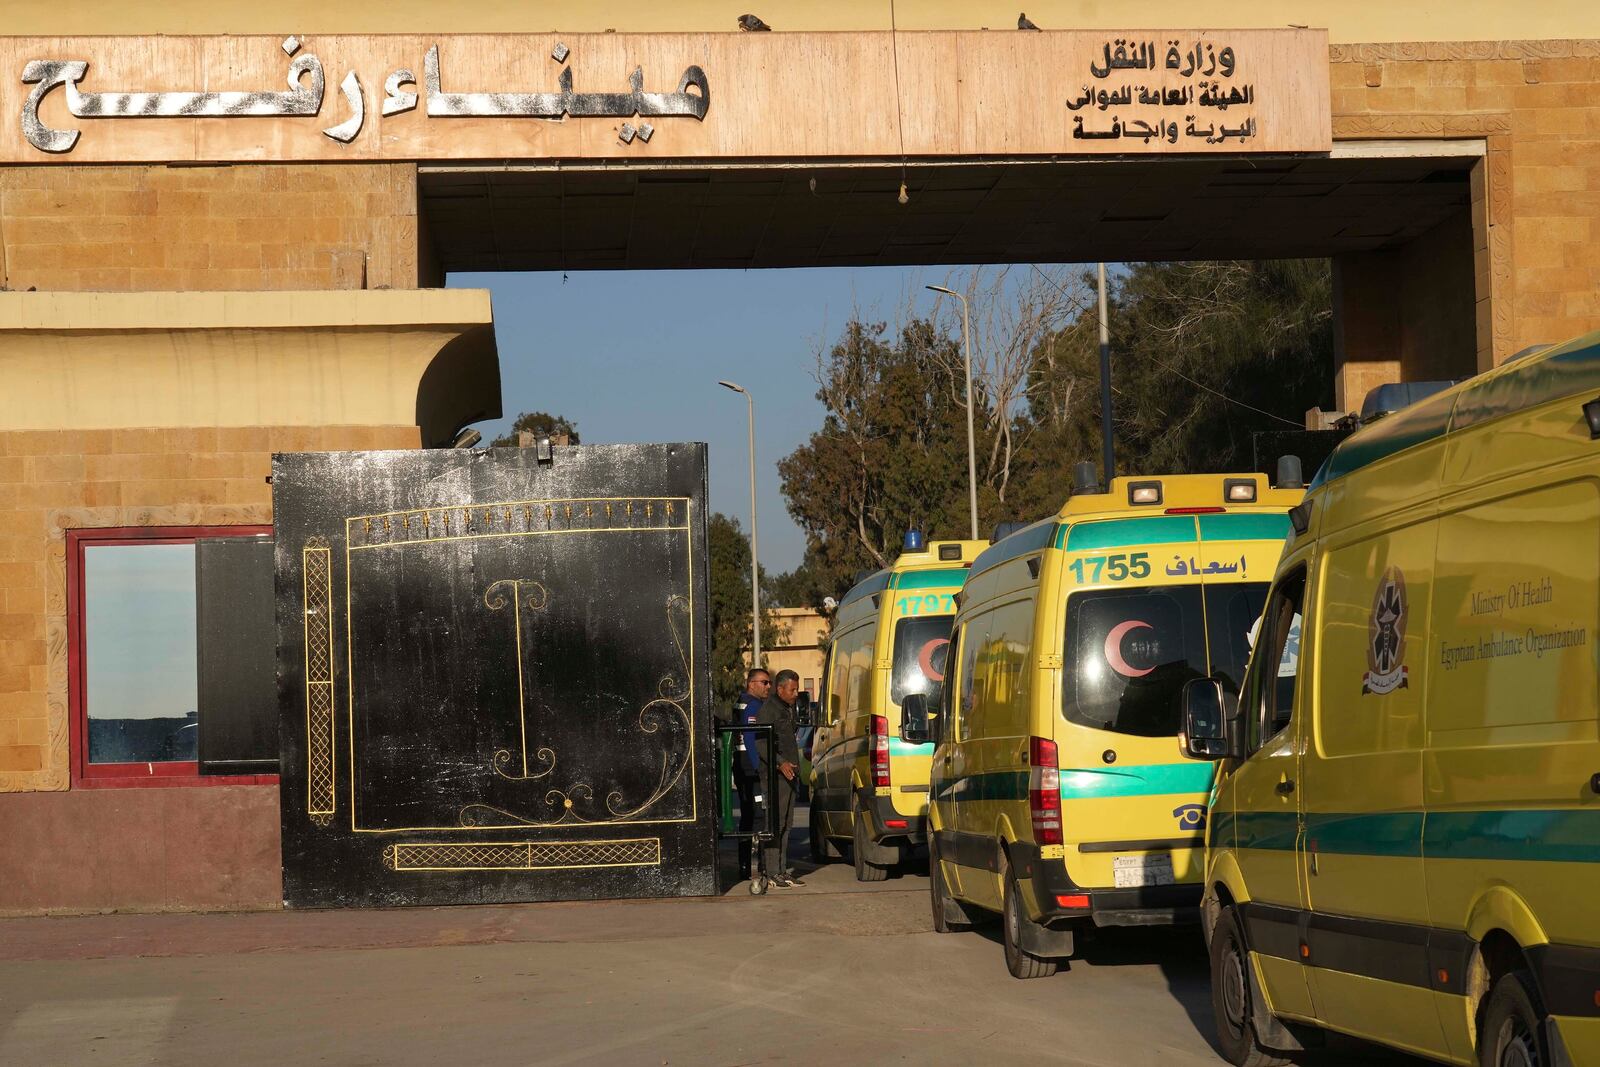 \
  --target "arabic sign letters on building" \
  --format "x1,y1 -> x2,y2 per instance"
1067,38 -> 1263,145
1,30 -> 1329,163
21,37 -> 709,153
